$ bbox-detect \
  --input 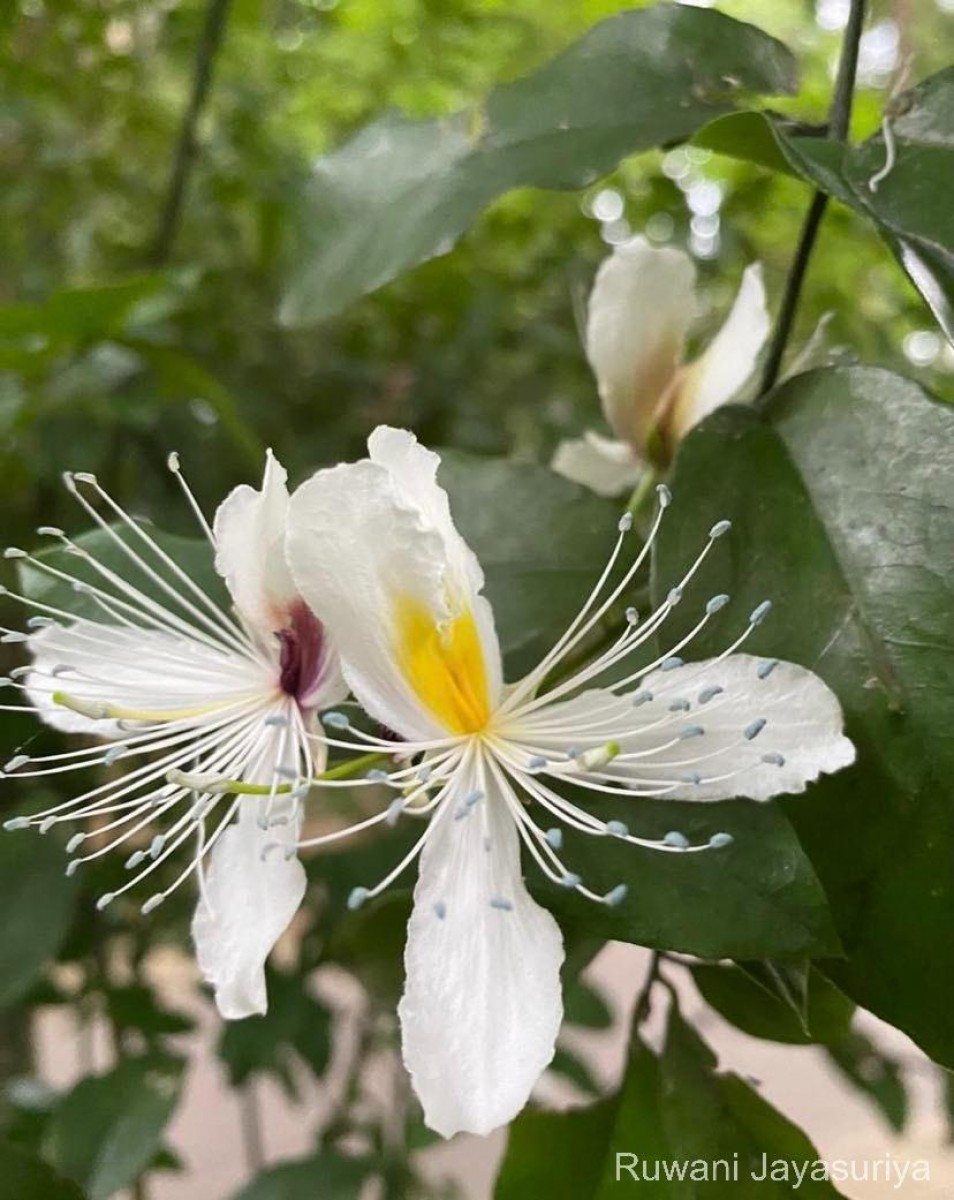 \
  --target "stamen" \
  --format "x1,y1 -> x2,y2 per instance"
709,832 -> 733,849
490,896 -> 513,912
